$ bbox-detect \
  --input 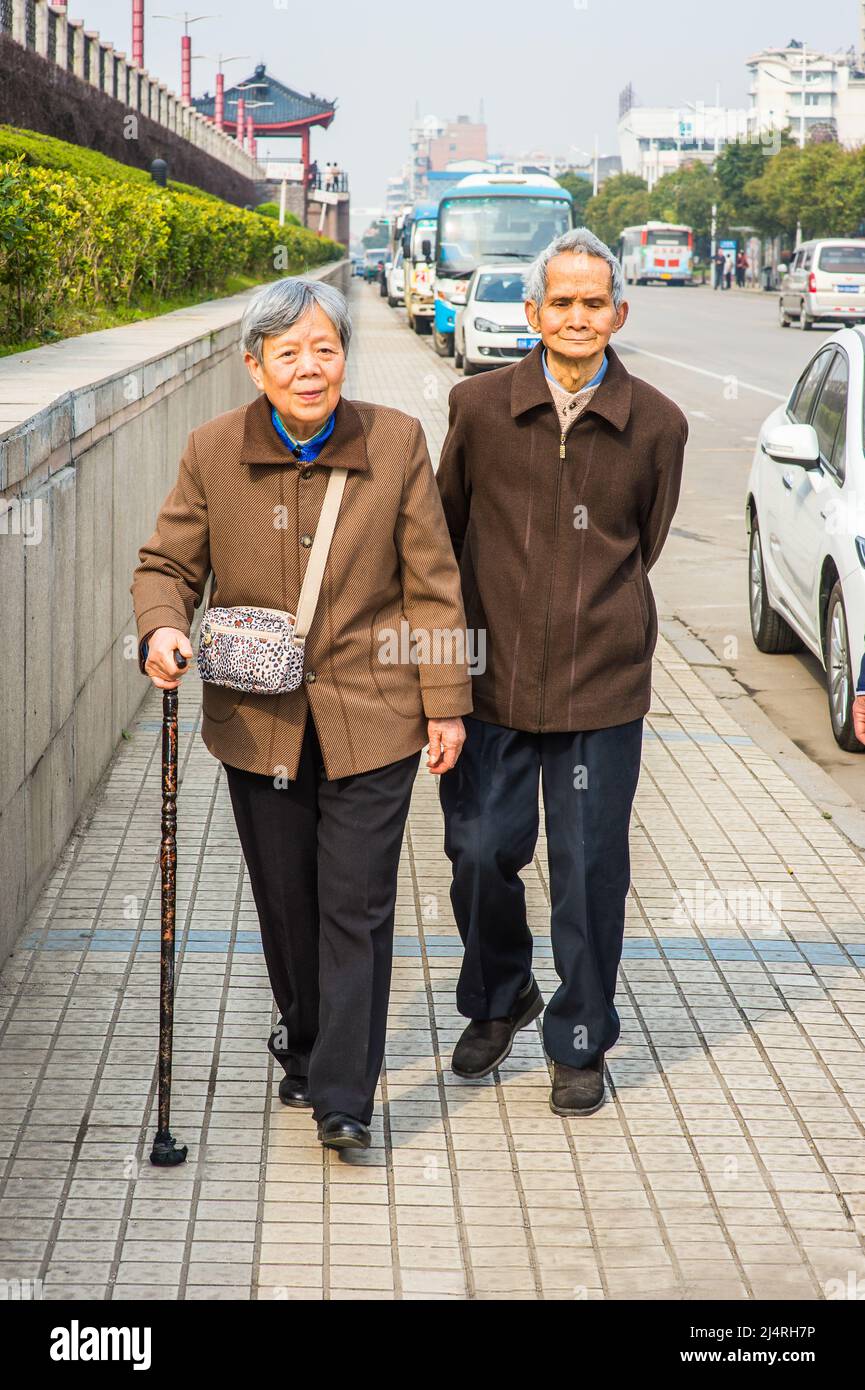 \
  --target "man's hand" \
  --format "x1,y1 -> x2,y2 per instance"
853,694 -> 865,747
426,717 -> 466,775
145,627 -> 193,690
